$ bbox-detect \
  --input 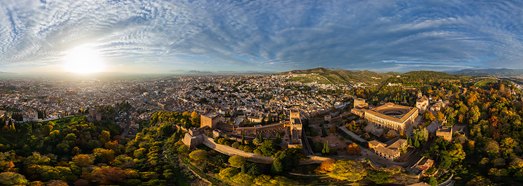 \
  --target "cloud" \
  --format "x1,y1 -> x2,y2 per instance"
0,0 -> 523,72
